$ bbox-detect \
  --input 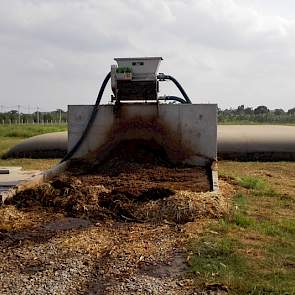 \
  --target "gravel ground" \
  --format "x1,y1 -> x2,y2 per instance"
0,207 -> 229,294
0,215 -> 196,294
